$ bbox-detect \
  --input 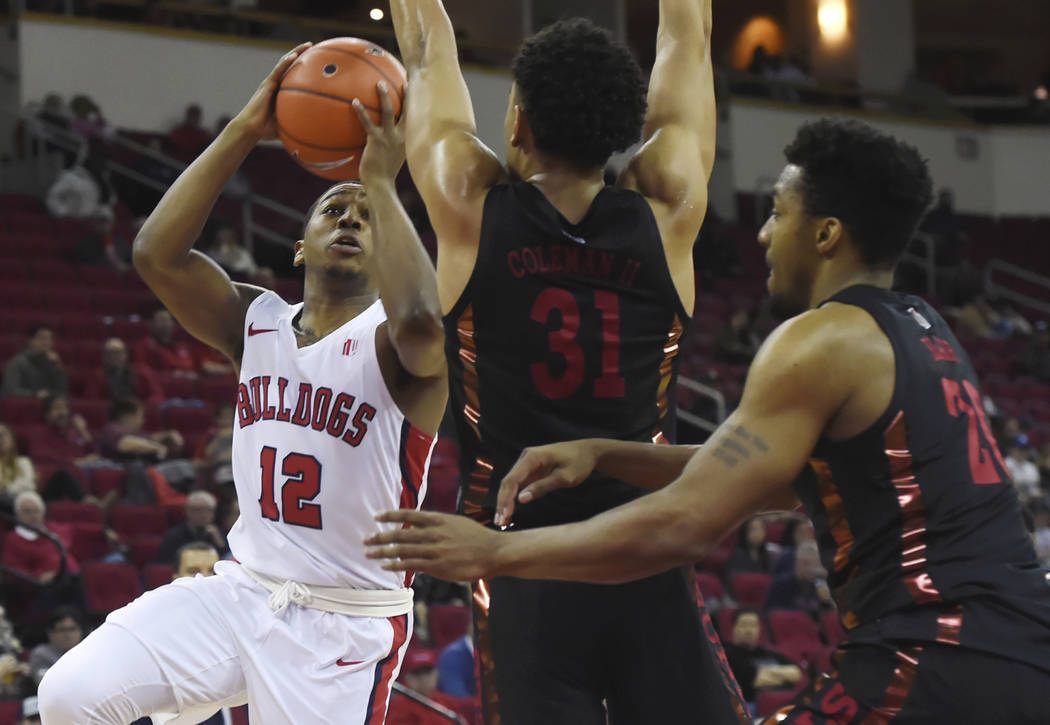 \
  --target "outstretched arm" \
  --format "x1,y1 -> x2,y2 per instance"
390,0 -> 504,304
354,84 -> 445,381
366,310 -> 850,583
133,44 -> 311,363
620,0 -> 715,262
